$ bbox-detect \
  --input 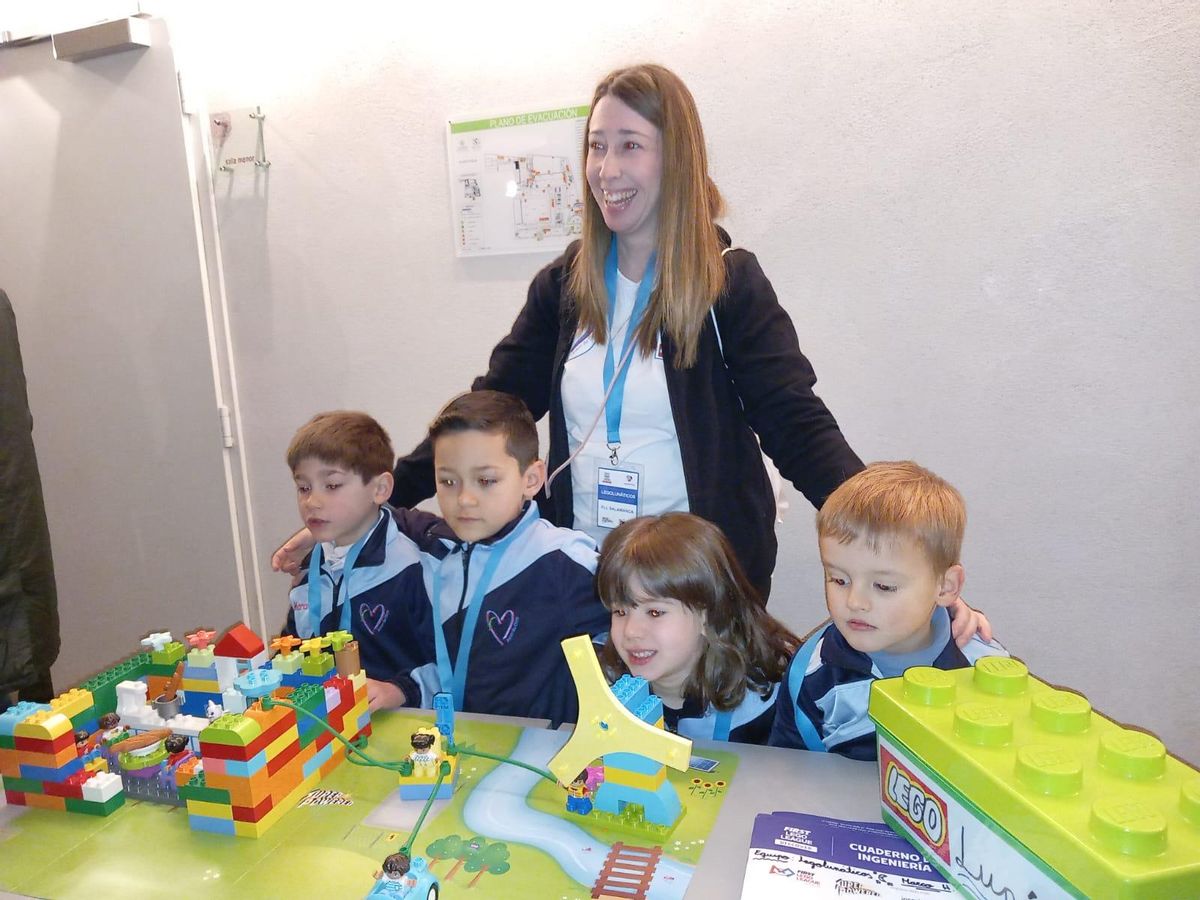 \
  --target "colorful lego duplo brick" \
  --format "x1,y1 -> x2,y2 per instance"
1,624 -> 371,839
869,656 -> 1200,899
